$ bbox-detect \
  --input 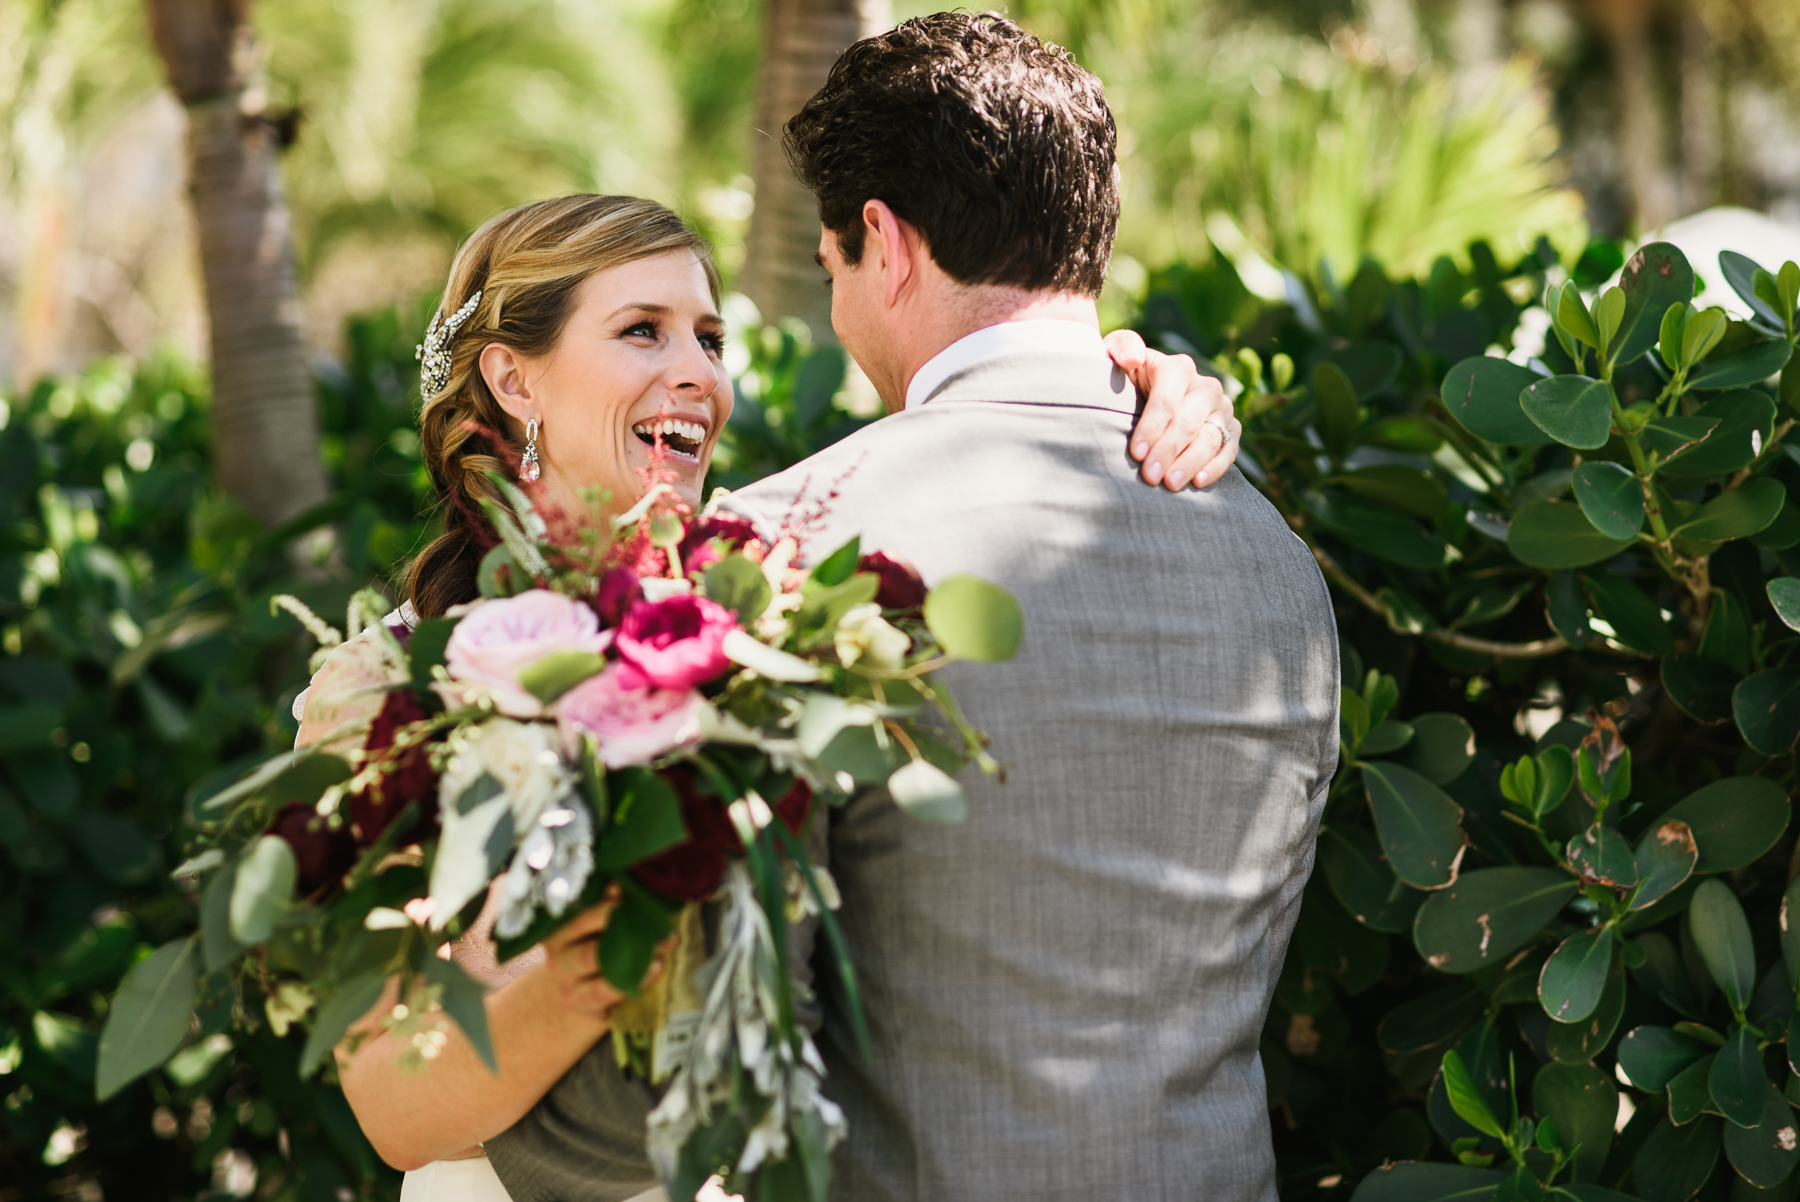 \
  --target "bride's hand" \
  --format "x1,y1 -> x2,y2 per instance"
1104,329 -> 1242,491
539,883 -> 668,1019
